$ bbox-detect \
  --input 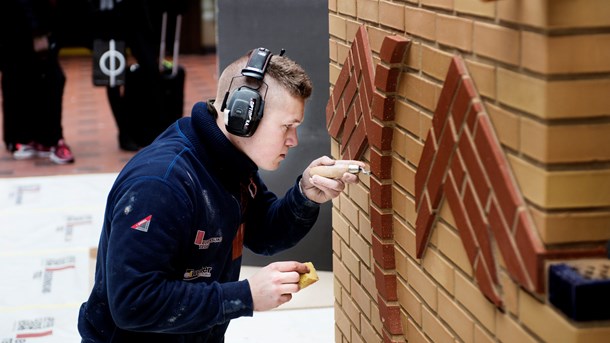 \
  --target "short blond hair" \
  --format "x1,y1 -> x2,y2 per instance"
216,49 -> 313,104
